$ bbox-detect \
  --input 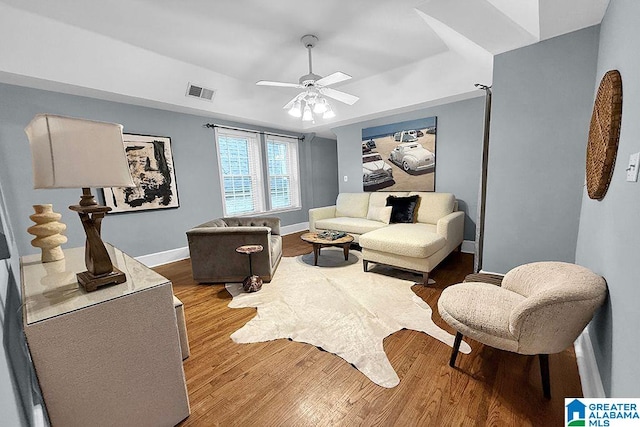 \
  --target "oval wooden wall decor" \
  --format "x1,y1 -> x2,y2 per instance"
586,70 -> 623,200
